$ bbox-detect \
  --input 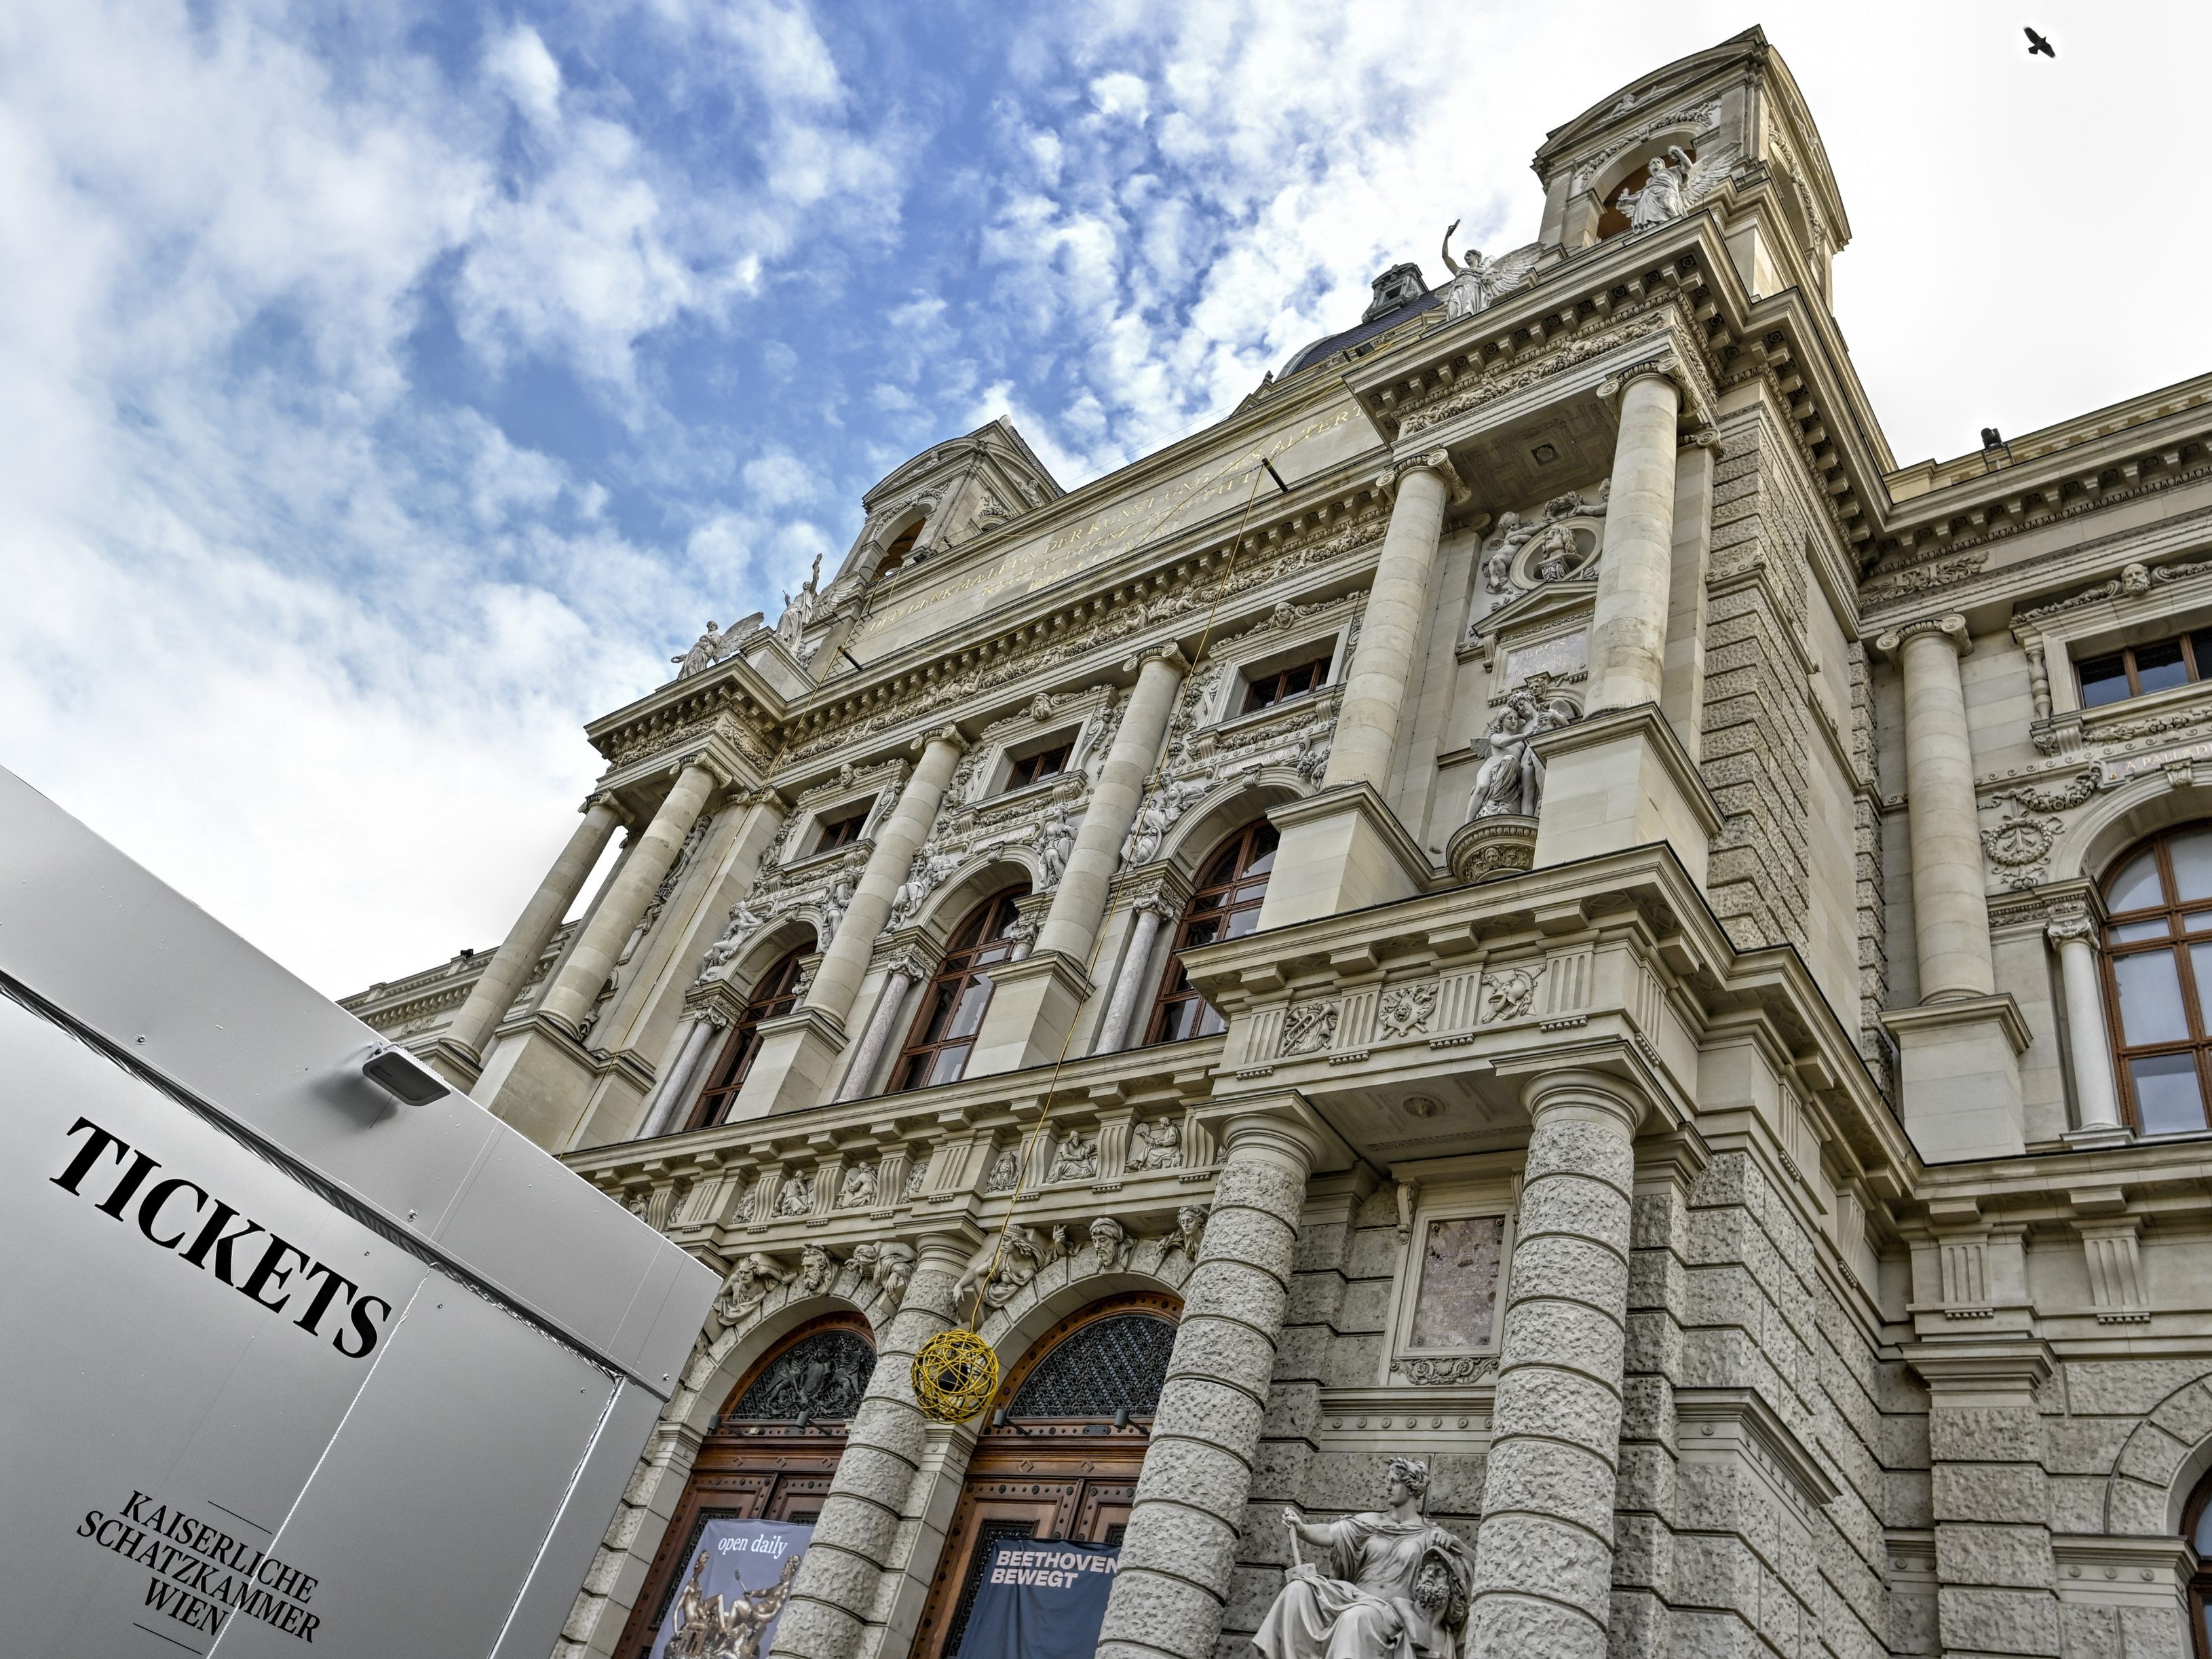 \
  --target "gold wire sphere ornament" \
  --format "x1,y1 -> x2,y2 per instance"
911,1327 -> 999,1424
